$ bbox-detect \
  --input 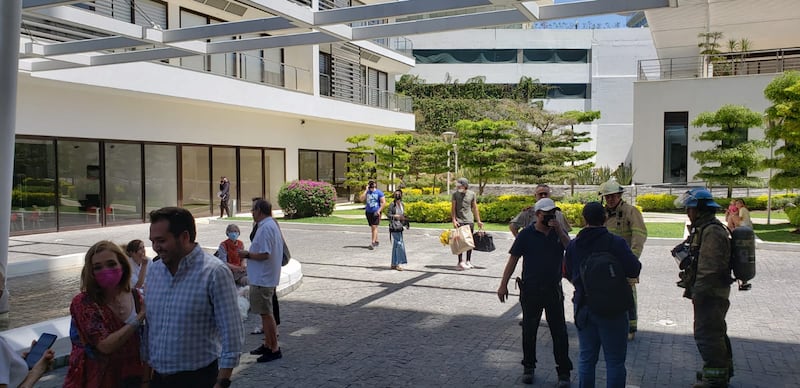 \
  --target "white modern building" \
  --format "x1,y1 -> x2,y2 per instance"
632,0 -> 800,184
407,27 -> 657,169
3,0 -> 680,241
